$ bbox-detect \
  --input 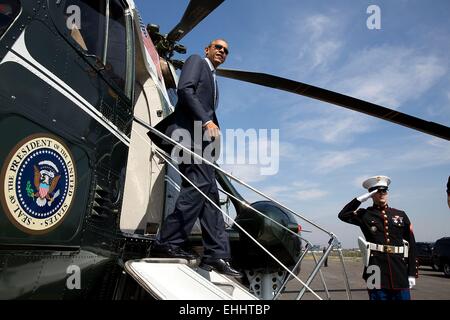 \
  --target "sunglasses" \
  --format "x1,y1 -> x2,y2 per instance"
212,44 -> 229,55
